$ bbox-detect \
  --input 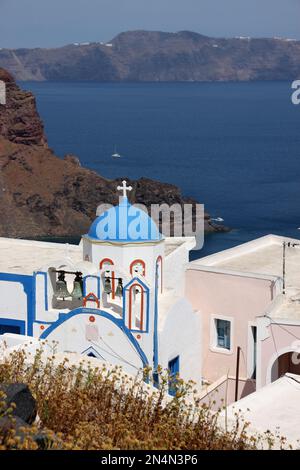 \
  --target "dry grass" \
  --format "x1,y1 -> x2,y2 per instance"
0,347 -> 286,450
